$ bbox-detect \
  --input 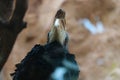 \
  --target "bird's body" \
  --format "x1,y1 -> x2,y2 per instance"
12,9 -> 80,80
12,41 -> 79,80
